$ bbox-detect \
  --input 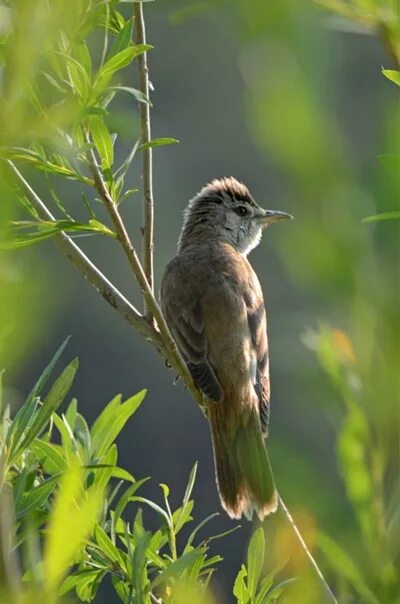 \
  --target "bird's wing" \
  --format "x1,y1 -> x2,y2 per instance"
161,258 -> 222,401
246,297 -> 270,437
